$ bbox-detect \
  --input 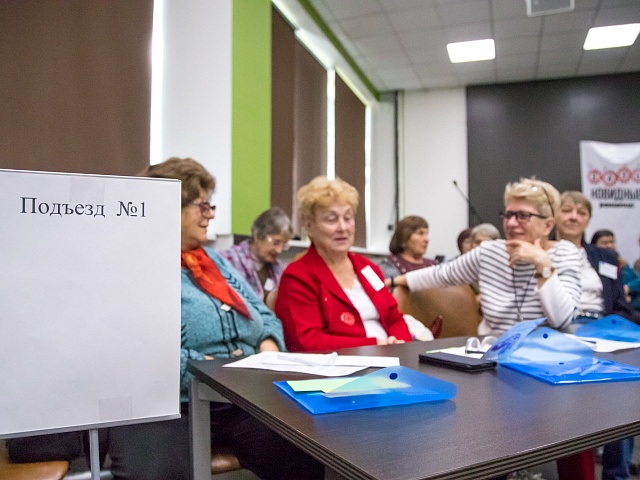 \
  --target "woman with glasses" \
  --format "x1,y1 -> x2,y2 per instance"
275,176 -> 412,352
392,177 -> 581,336
94,158 -> 323,480
220,207 -> 292,302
